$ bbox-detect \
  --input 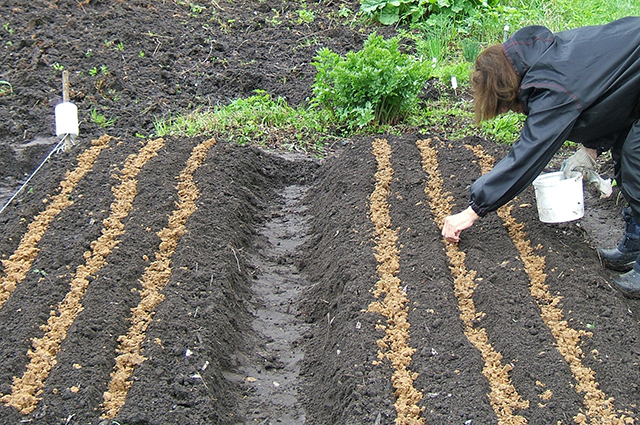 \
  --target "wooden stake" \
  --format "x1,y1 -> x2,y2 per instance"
62,70 -> 69,103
